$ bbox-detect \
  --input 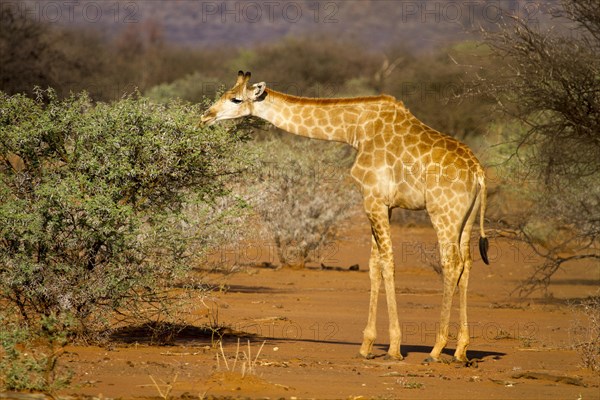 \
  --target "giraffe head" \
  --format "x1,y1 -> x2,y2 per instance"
200,71 -> 267,125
